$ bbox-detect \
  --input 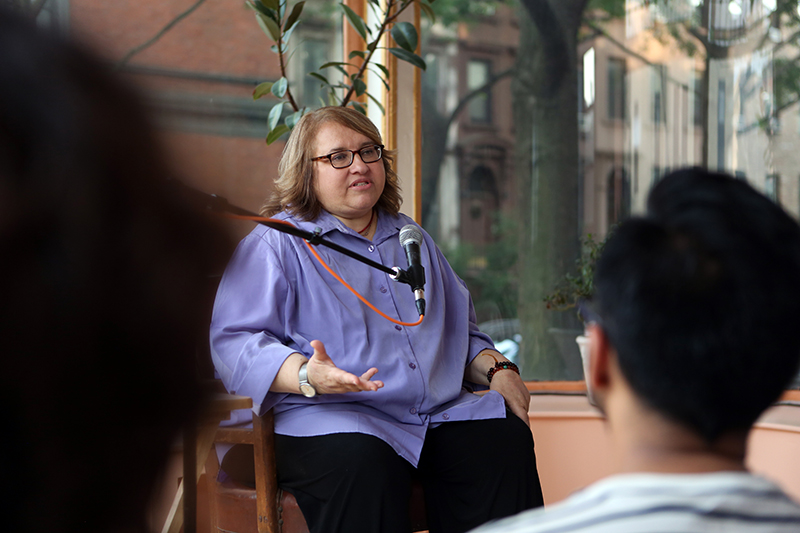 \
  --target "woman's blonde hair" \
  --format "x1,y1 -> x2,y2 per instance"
260,106 -> 402,219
